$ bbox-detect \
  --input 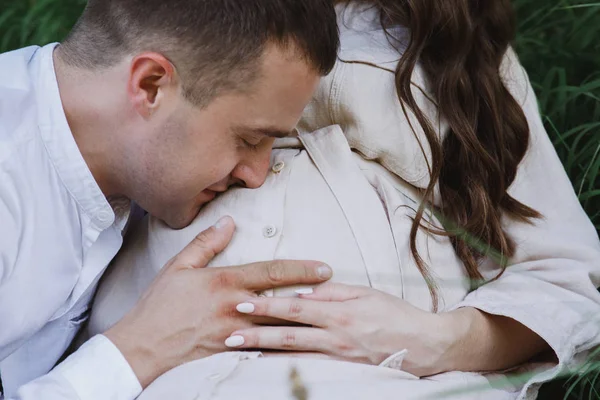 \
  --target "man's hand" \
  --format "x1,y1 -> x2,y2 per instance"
104,216 -> 332,388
